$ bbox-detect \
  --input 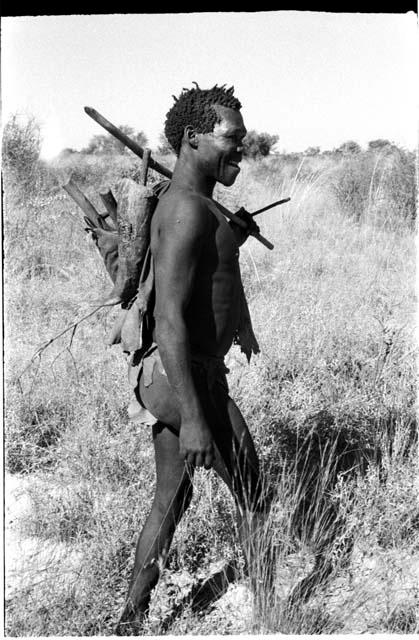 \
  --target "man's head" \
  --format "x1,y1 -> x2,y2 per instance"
164,83 -> 247,187
164,83 -> 242,156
